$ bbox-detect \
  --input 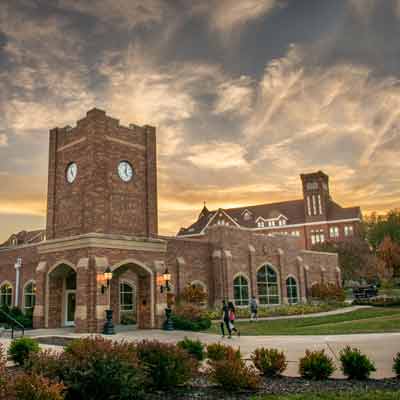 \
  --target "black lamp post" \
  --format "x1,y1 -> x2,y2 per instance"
160,268 -> 174,331
102,267 -> 115,335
